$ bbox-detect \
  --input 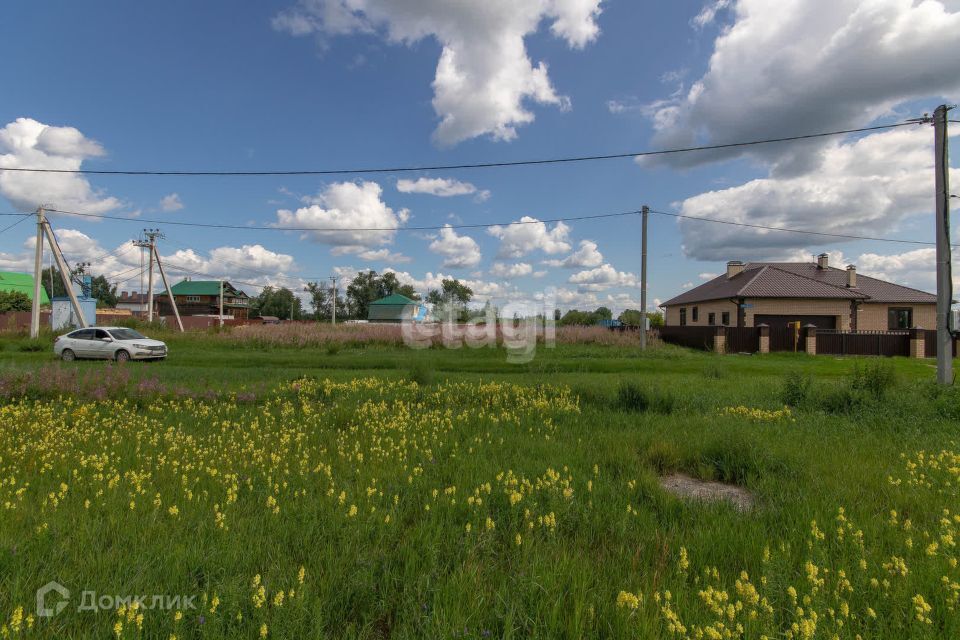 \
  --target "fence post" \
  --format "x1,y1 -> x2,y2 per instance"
713,326 -> 726,354
757,323 -> 770,354
804,324 -> 817,355
909,328 -> 925,359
